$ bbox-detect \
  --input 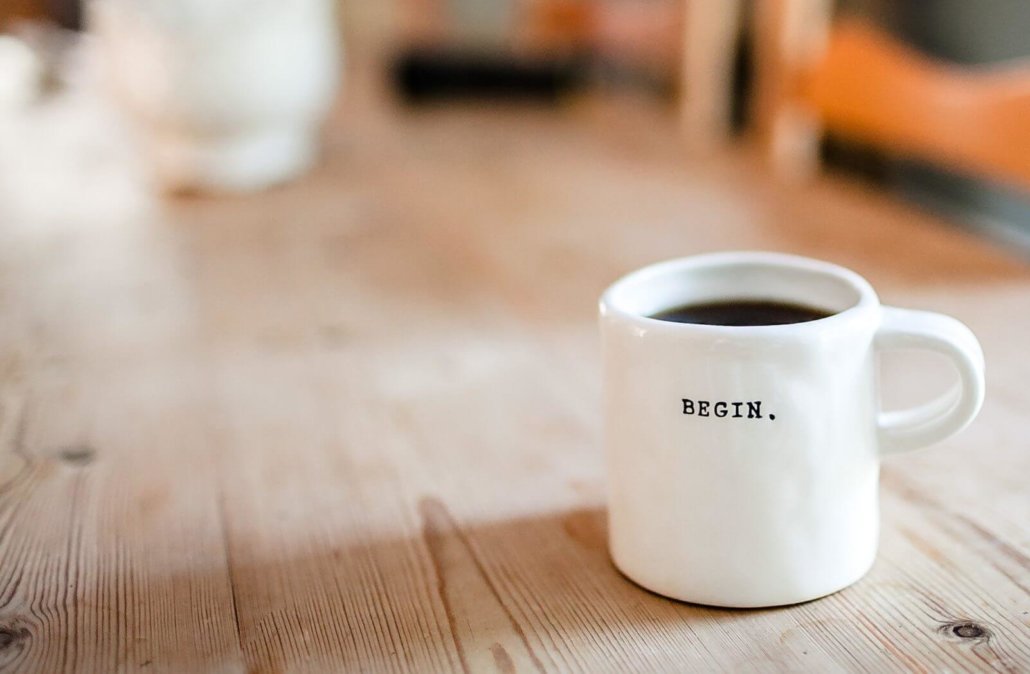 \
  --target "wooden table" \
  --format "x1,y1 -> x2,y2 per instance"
1,71 -> 1029,673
